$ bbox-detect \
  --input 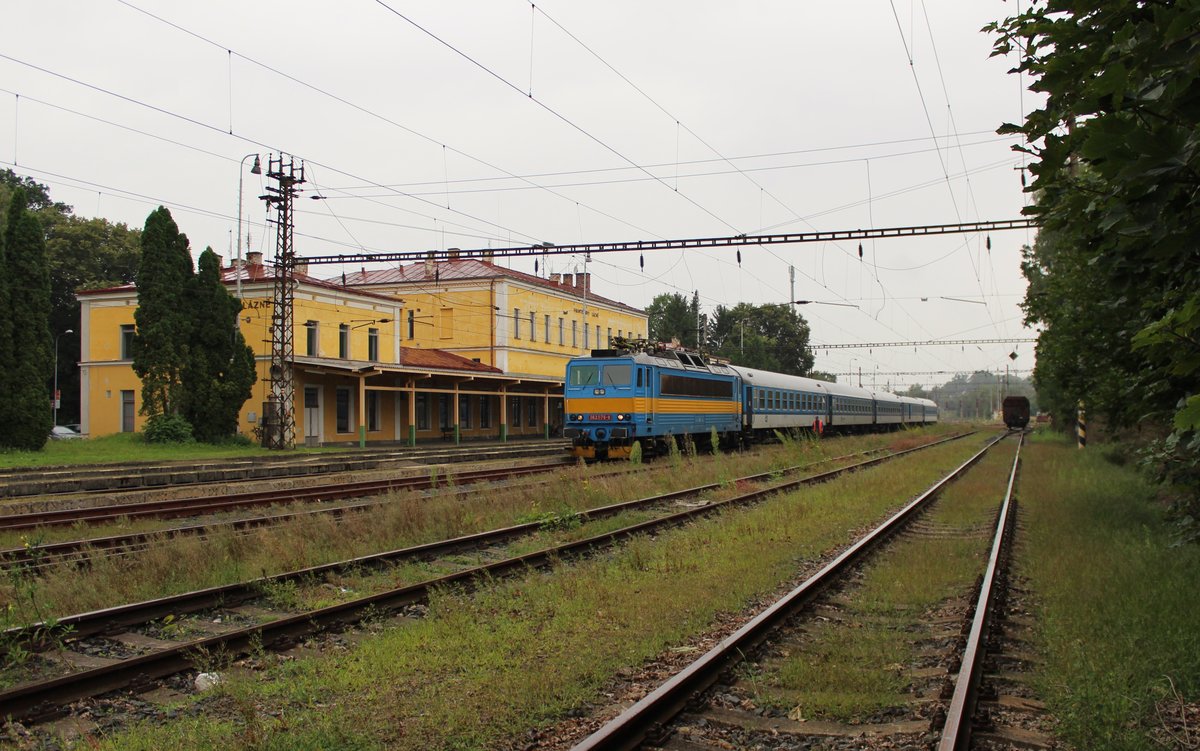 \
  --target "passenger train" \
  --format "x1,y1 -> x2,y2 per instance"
563,341 -> 938,460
